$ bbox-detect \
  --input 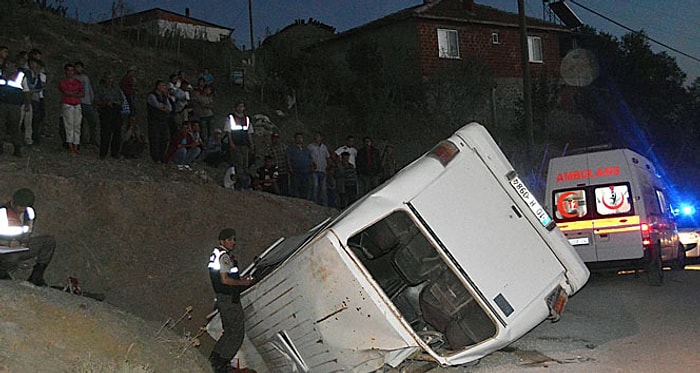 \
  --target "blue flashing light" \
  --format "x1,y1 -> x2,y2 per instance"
681,205 -> 695,216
